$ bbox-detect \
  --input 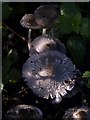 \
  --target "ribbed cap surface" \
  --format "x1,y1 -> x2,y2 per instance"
22,50 -> 77,102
